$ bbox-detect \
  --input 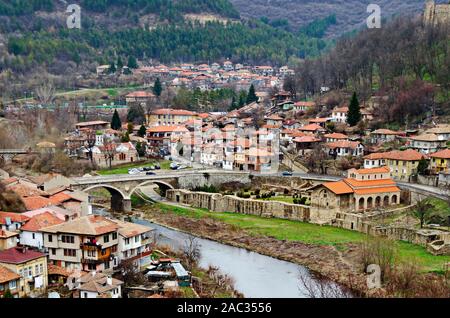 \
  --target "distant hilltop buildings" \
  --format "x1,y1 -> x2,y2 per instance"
424,0 -> 450,26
